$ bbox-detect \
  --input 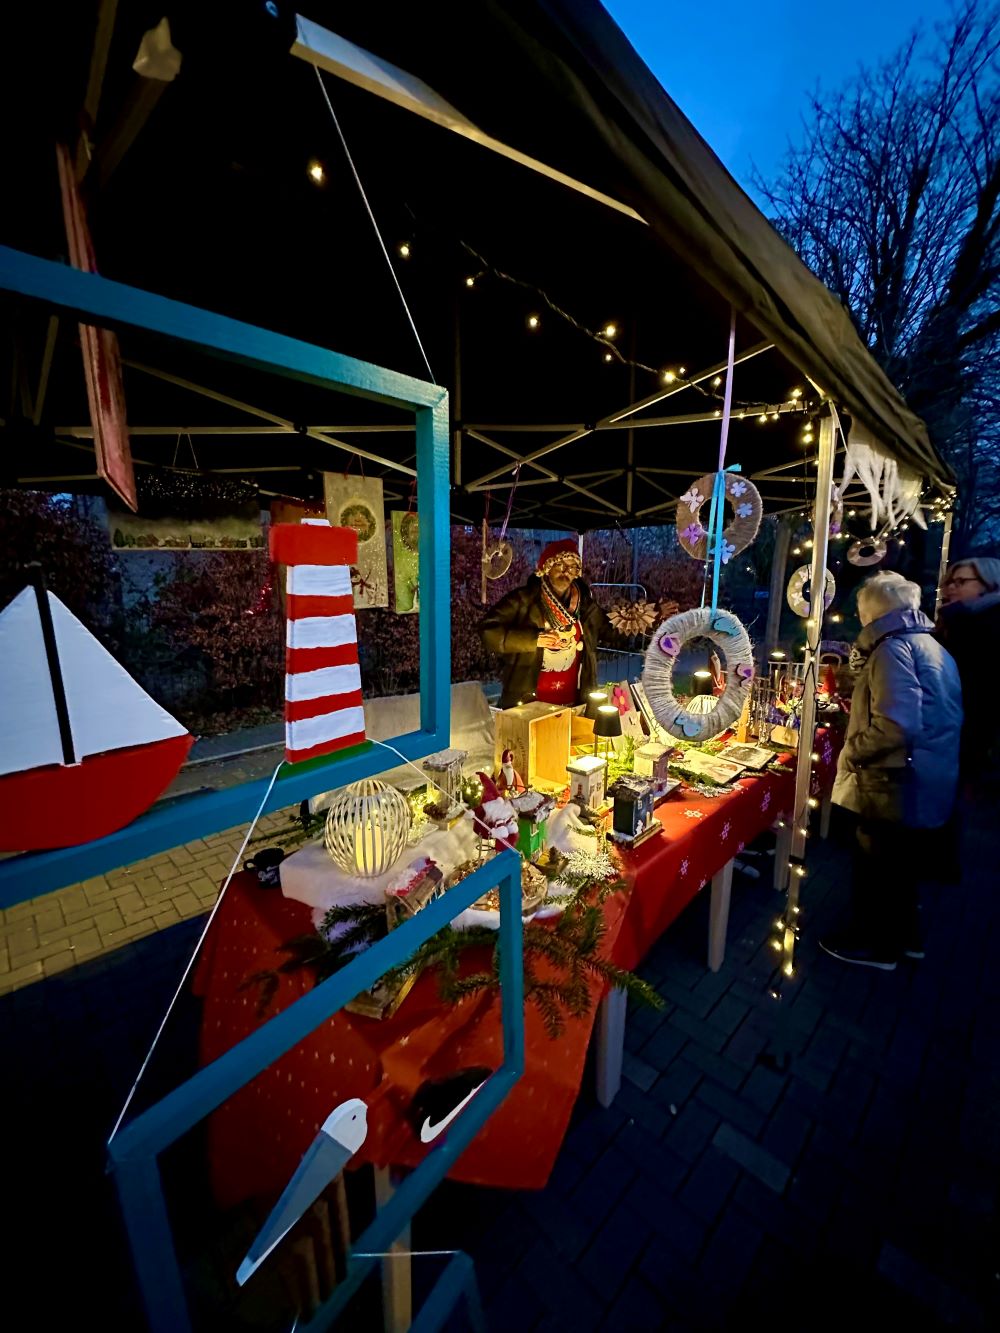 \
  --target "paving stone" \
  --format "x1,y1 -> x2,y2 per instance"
670,1008 -> 729,1052
759,1096 -> 813,1168
613,1120 -> 688,1192
641,1021 -> 689,1068
580,1200 -> 652,1303
621,1181 -> 708,1263
696,1079 -> 766,1138
612,1081 -> 673,1138
679,1041 -> 745,1091
663,1100 -> 720,1164
712,1122 -> 790,1194
601,1274 -> 669,1331
677,1146 -> 741,1225
697,1207 -> 763,1296
742,1064 -> 786,1115
621,1051 -> 658,1092
731,1177 -> 819,1259
649,1056 -> 702,1112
